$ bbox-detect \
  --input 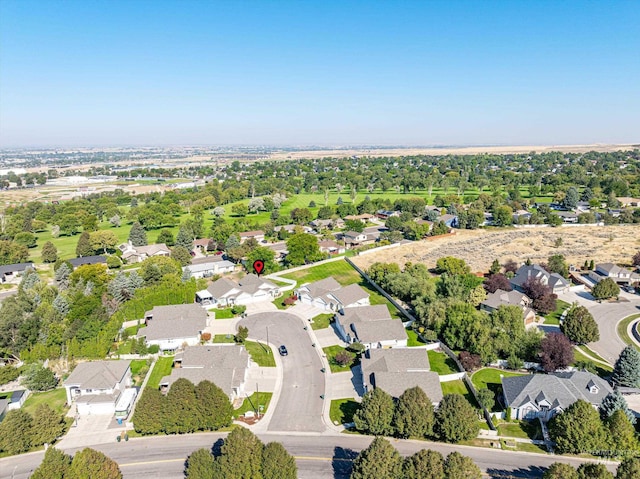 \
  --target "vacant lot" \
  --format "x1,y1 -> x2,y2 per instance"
352,225 -> 640,273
